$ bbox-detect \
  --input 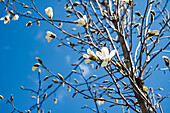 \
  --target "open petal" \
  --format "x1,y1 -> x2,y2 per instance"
85,59 -> 91,64
12,14 -> 19,20
76,15 -> 87,26
101,47 -> 109,58
83,15 -> 87,23
46,31 -> 56,38
87,49 -> 96,57
109,50 -> 115,59
0,17 -> 4,21
101,60 -> 108,67
97,97 -> 104,106
83,54 -> 89,58
4,20 -> 10,24
45,36 -> 52,43
87,48 -> 92,54
96,51 -> 103,59
77,18 -> 85,26
45,7 -> 53,19
91,52 -> 97,57
97,100 -> 104,106
47,31 -> 53,35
